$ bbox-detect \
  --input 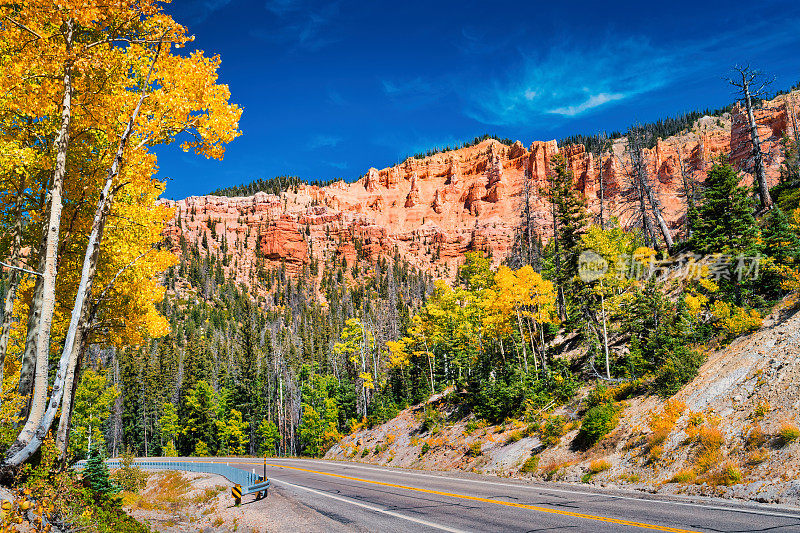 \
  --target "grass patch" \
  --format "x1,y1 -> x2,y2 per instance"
708,461 -> 742,486
589,459 -> 611,474
668,469 -> 696,484
506,430 -> 524,444
779,421 -> 800,445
